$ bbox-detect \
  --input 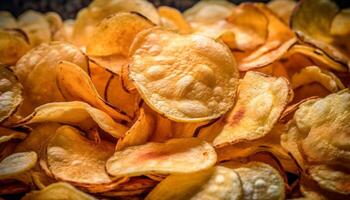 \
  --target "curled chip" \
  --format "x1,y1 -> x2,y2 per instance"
0,151 -> 37,180
106,138 -> 217,177
291,66 -> 345,92
213,71 -> 290,147
73,0 -> 159,47
86,12 -> 154,57
22,182 -> 96,200
13,42 -> 88,111
267,0 -> 296,25
146,166 -> 242,200
0,11 -> 17,29
235,162 -> 285,200
46,125 -> 115,185
291,0 -> 350,69
129,28 -> 239,122
0,66 -> 23,123
158,6 -> 192,34
16,101 -> 128,138
0,127 -> 26,144
57,61 -> 131,122
0,29 -> 30,65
